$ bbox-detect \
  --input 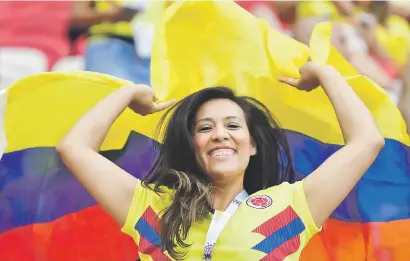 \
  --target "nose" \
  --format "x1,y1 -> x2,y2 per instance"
211,125 -> 230,142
